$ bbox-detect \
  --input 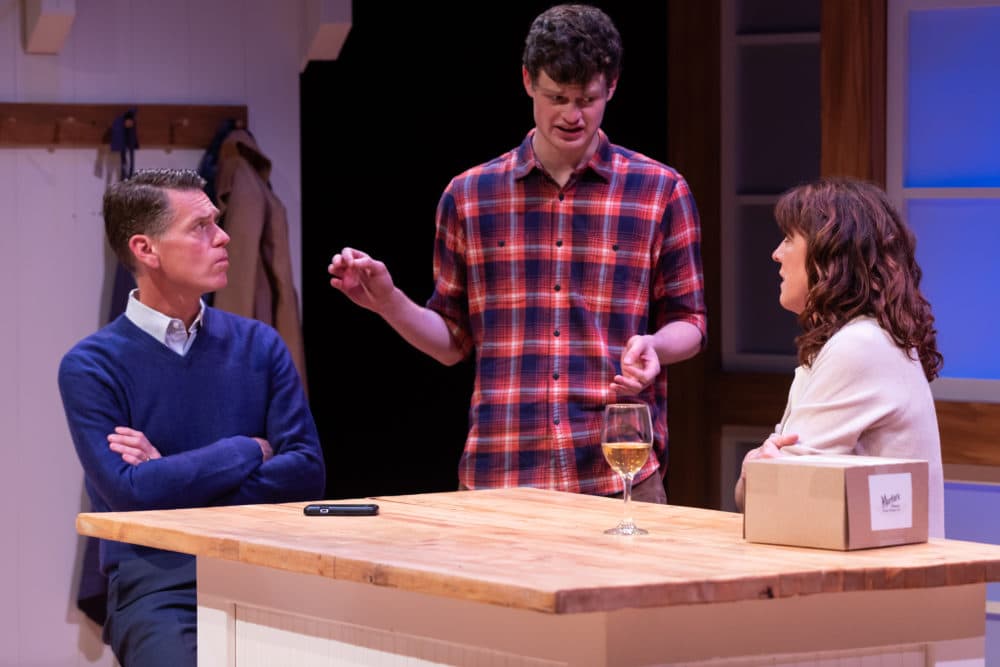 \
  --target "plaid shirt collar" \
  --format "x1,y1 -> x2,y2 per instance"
512,128 -> 615,184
